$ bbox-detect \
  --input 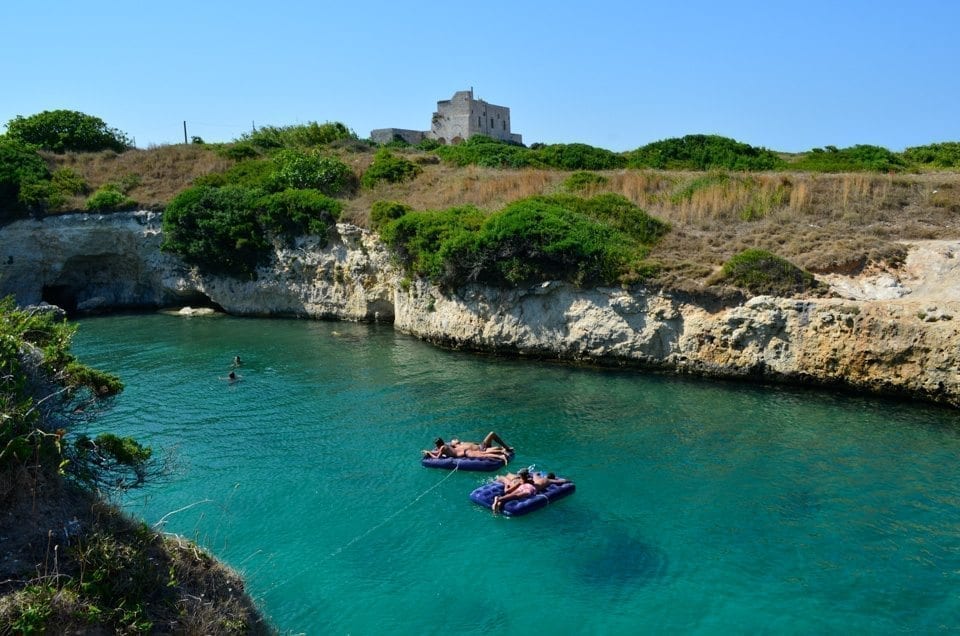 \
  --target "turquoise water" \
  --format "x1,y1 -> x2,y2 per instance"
72,313 -> 960,634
